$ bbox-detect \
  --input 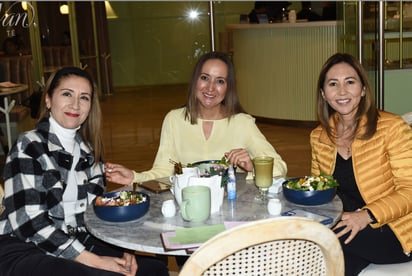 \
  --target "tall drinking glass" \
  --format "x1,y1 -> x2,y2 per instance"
253,156 -> 274,202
